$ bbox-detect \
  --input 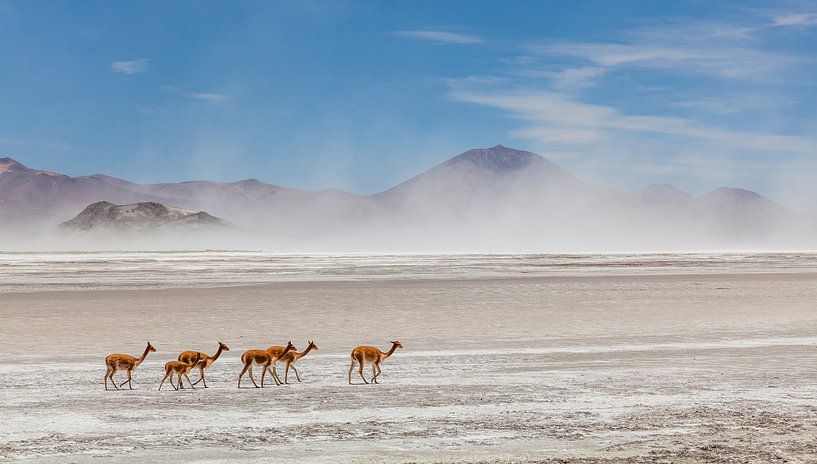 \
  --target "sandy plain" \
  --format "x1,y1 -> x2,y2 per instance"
2,261 -> 817,463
